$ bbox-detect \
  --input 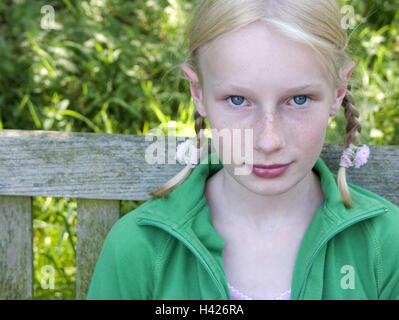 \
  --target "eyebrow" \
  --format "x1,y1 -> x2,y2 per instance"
284,84 -> 325,93
217,83 -> 324,95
